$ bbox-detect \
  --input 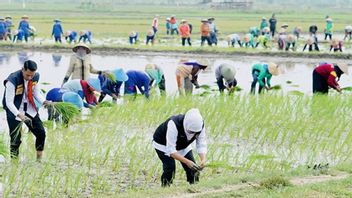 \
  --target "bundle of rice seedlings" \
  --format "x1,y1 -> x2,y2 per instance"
106,72 -> 116,82
52,102 -> 80,124
99,101 -> 114,108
